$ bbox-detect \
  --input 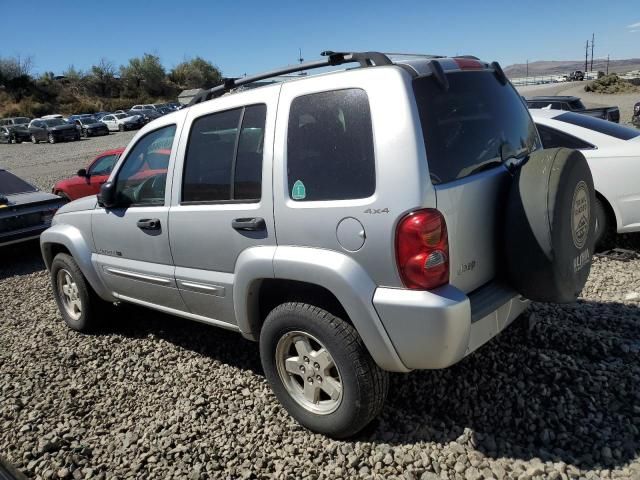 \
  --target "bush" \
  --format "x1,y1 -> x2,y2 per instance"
585,74 -> 640,94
